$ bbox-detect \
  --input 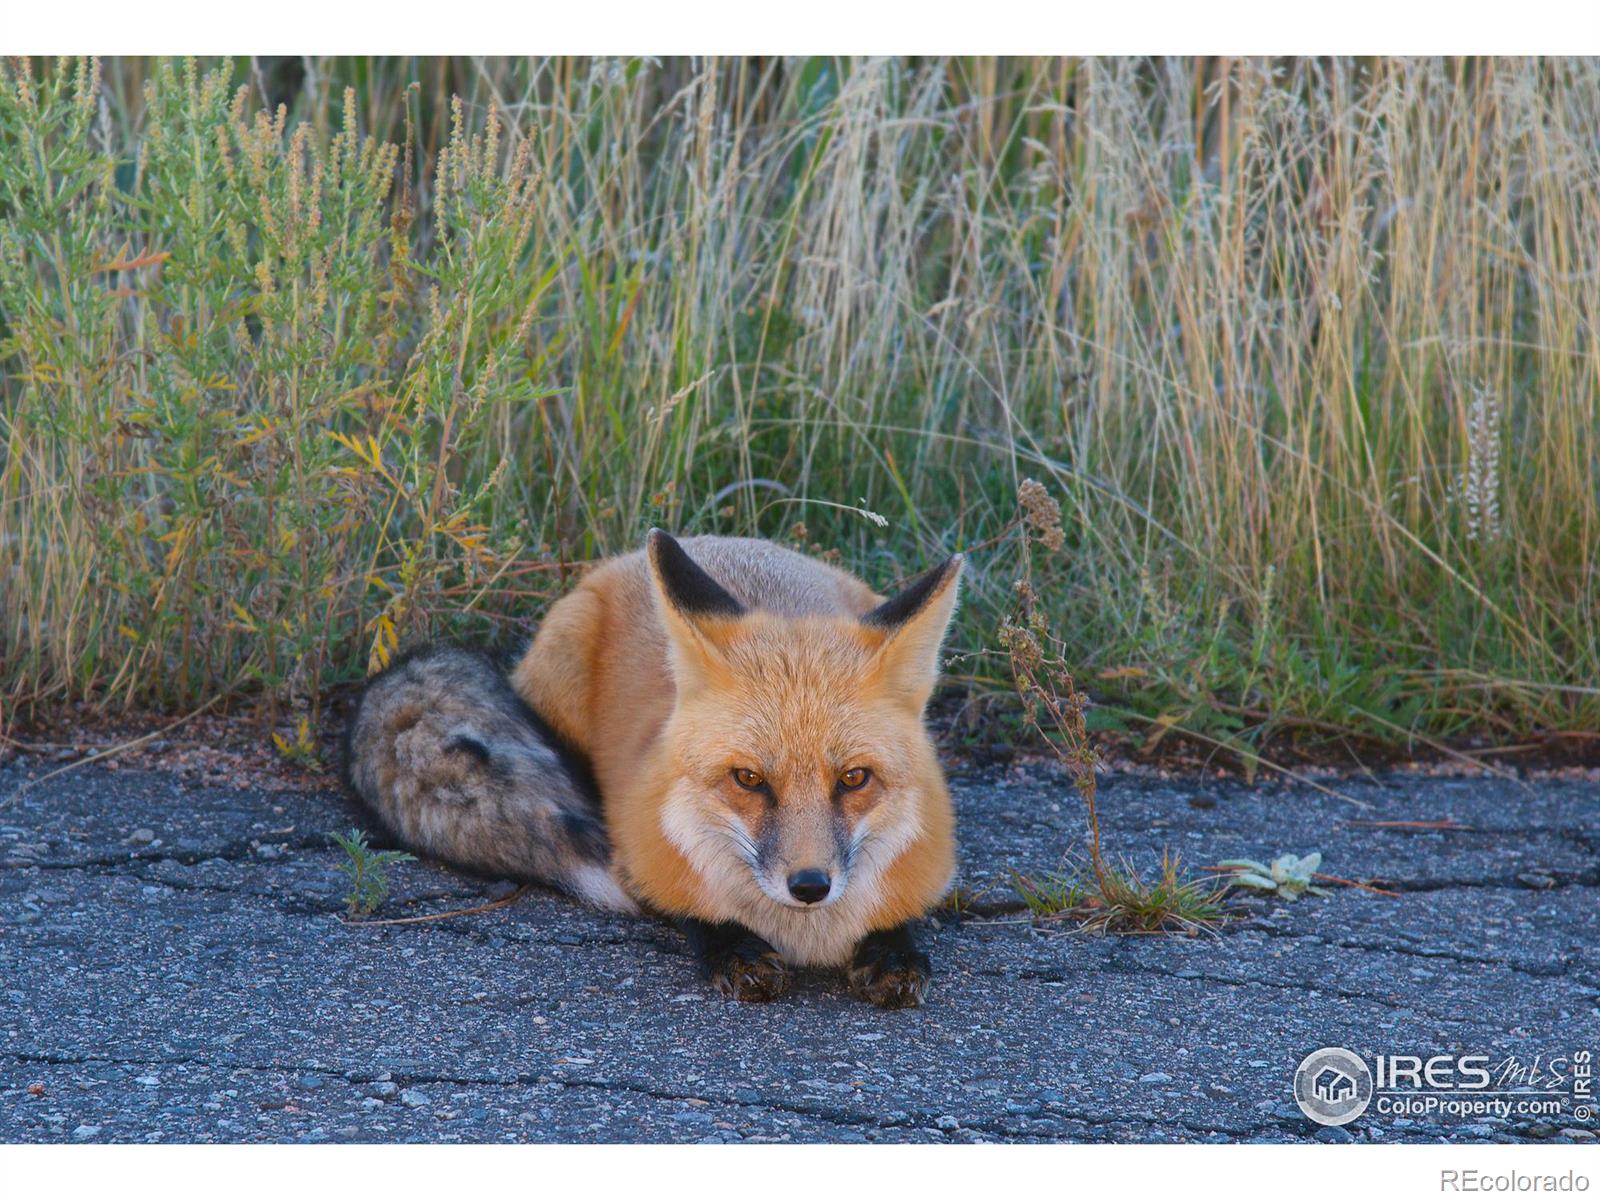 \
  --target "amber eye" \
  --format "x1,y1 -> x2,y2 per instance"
732,768 -> 766,791
838,767 -> 871,791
